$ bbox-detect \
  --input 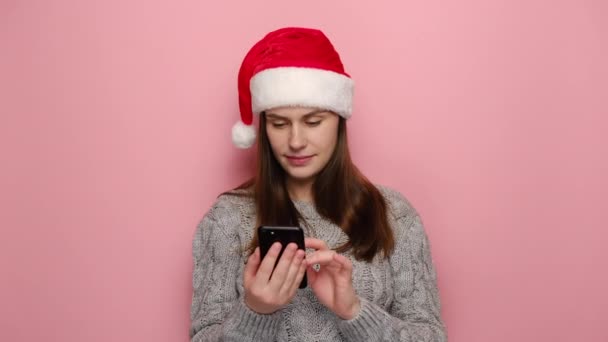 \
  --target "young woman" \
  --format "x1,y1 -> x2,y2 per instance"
190,27 -> 447,341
